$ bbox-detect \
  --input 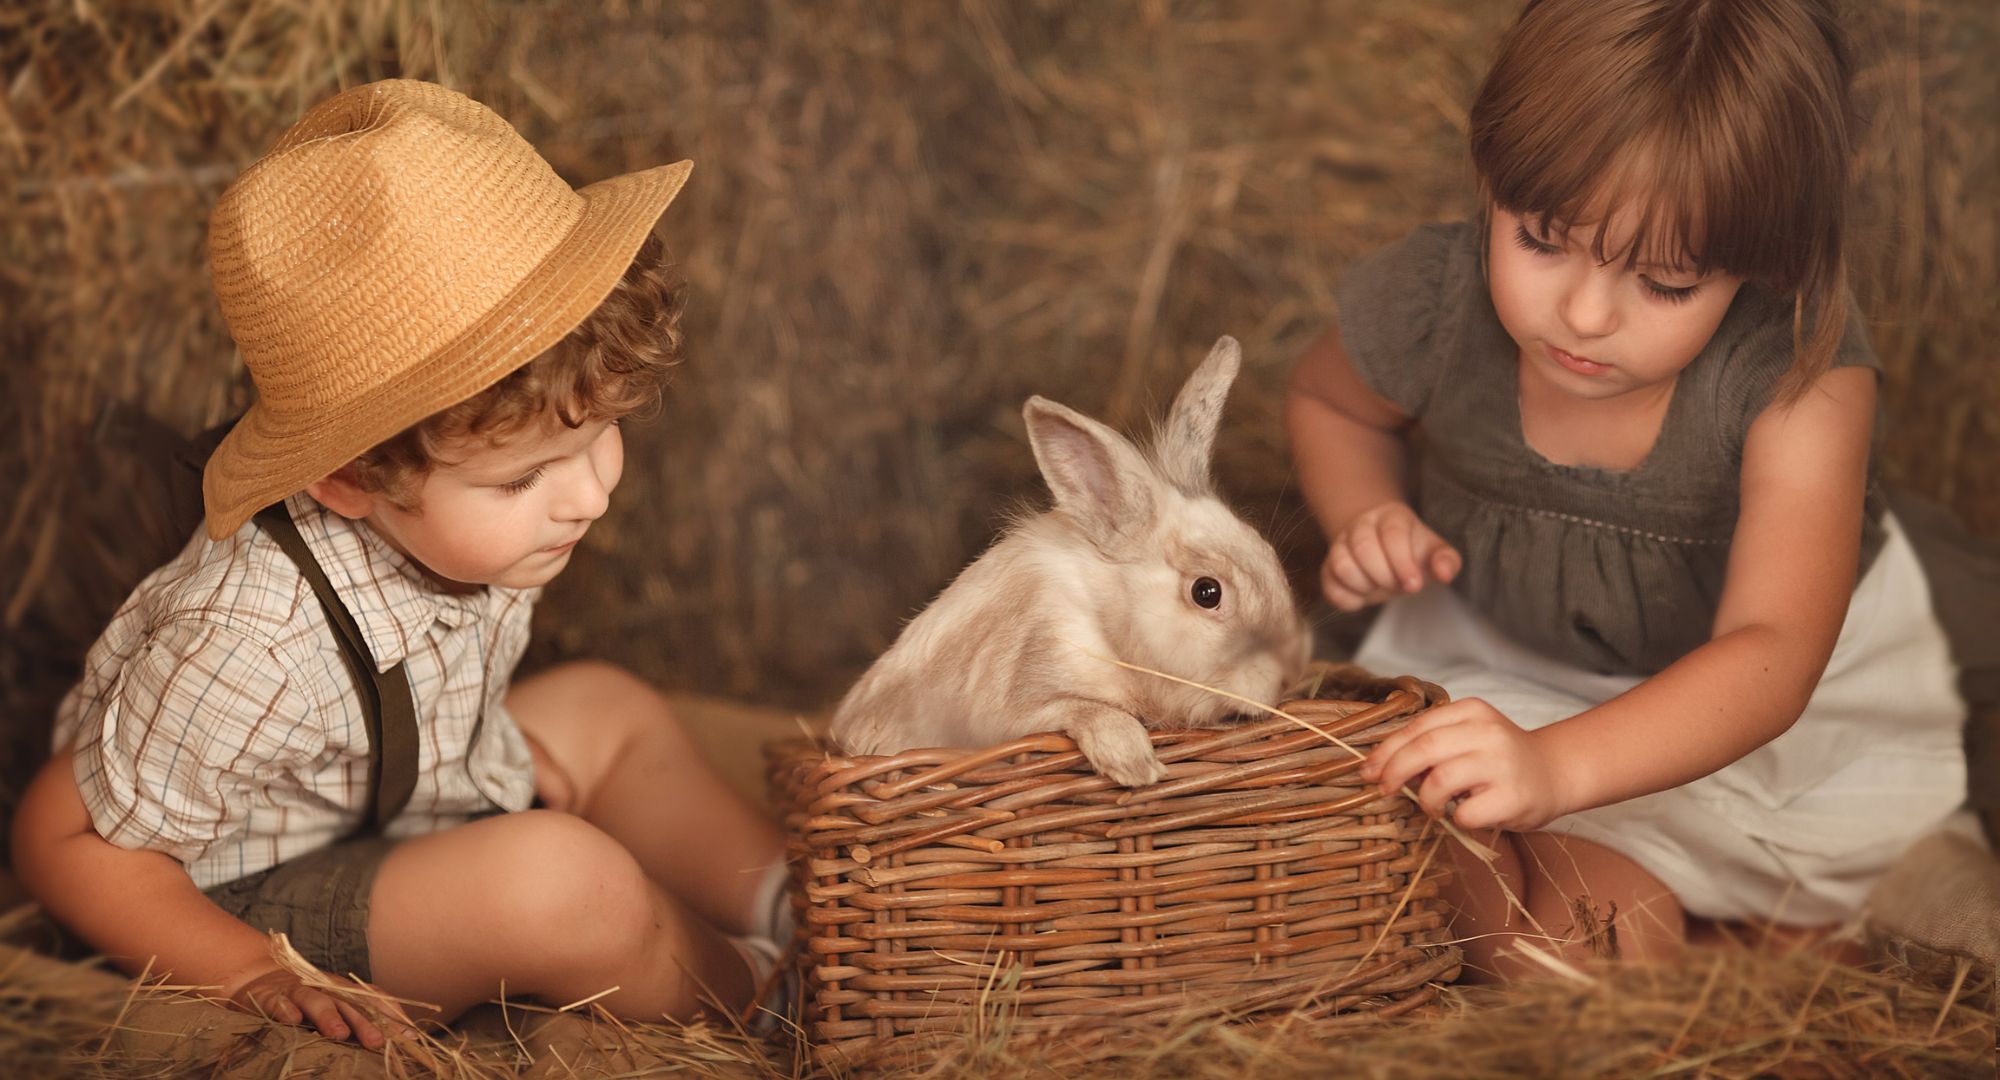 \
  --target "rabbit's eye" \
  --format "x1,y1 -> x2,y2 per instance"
1191,577 -> 1223,609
